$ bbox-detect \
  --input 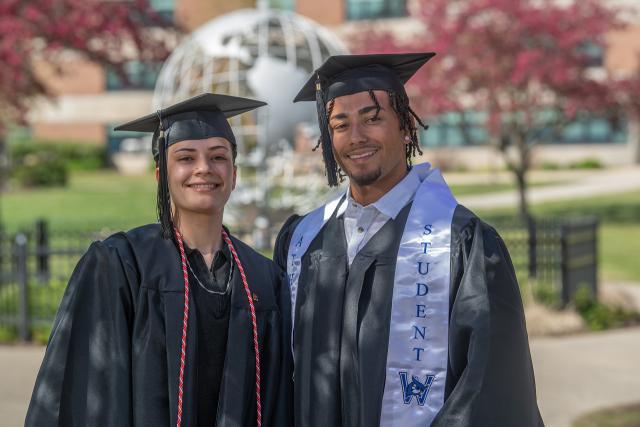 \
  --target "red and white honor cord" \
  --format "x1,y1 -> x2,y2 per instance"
173,227 -> 262,427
